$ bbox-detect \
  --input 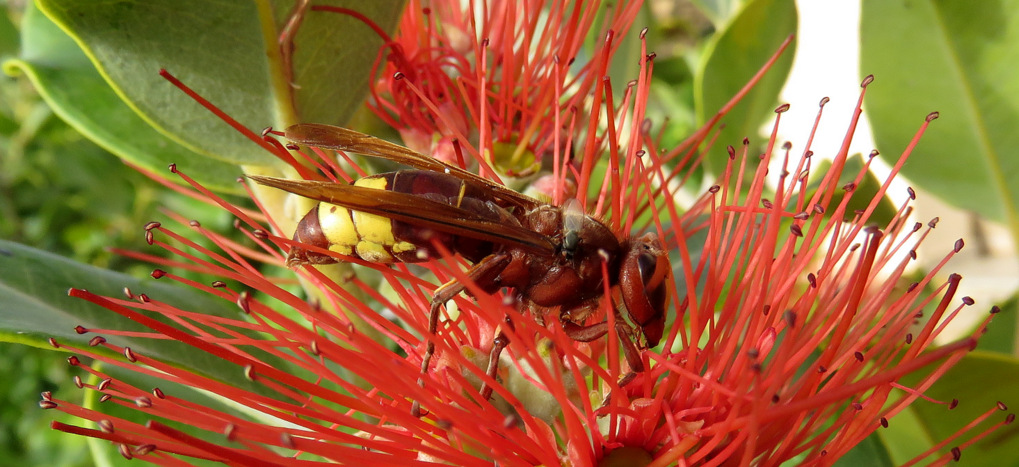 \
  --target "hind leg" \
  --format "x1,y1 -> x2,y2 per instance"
412,253 -> 511,417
